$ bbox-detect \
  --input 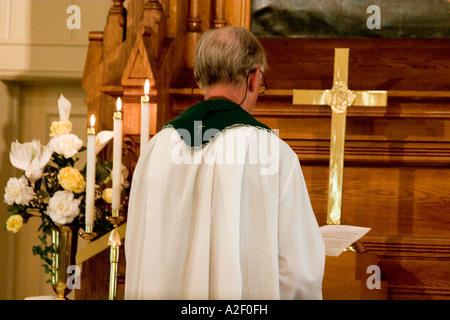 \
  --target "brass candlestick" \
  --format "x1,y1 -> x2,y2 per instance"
108,229 -> 121,300
107,207 -> 124,300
